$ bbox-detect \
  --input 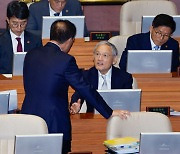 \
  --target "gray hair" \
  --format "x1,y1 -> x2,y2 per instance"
93,41 -> 118,56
